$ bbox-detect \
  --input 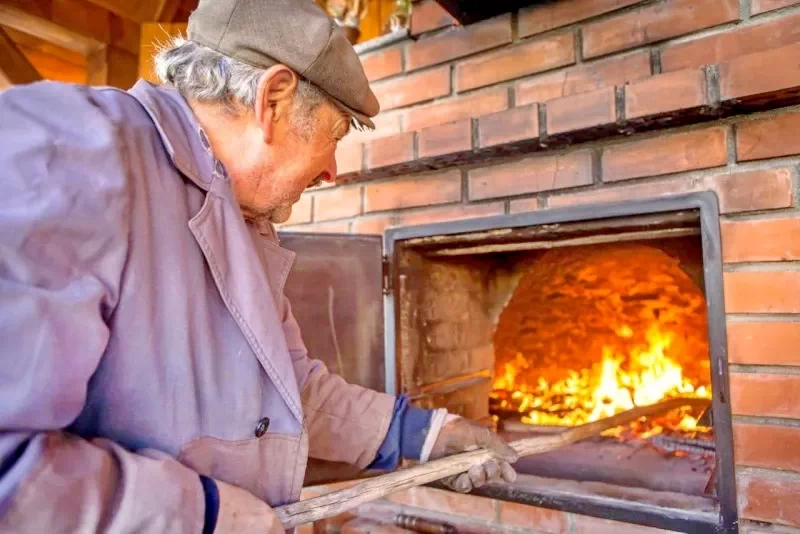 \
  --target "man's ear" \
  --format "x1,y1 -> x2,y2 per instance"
255,65 -> 298,143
